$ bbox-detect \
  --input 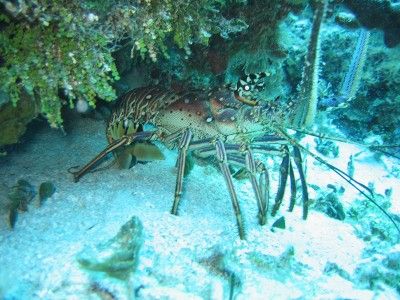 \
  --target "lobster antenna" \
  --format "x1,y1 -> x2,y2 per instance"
71,137 -> 130,182
309,150 -> 400,238
276,127 -> 400,238
339,29 -> 370,105
291,128 -> 400,160
292,0 -> 327,129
